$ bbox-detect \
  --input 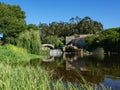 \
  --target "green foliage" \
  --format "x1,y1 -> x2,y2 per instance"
42,35 -> 64,48
0,44 -> 39,63
86,27 -> 120,53
86,35 -> 96,46
85,35 -> 97,50
0,62 -> 110,90
39,16 -> 103,48
0,45 -> 109,90
39,16 -> 103,38
78,16 -> 103,34
0,3 -> 26,44
0,63 -> 51,90
27,24 -> 39,30
98,27 -> 120,52
17,29 -> 41,54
